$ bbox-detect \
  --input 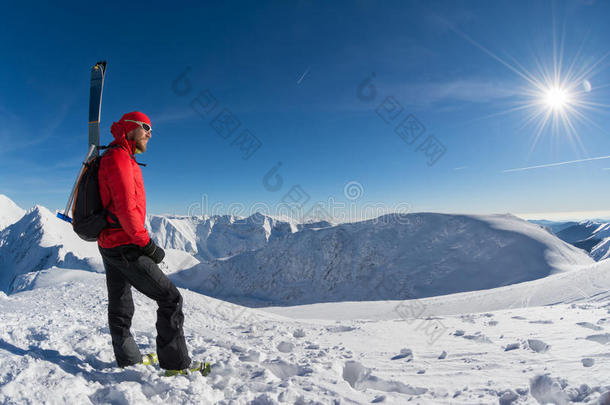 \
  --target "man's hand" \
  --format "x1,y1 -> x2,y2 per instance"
141,239 -> 165,264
